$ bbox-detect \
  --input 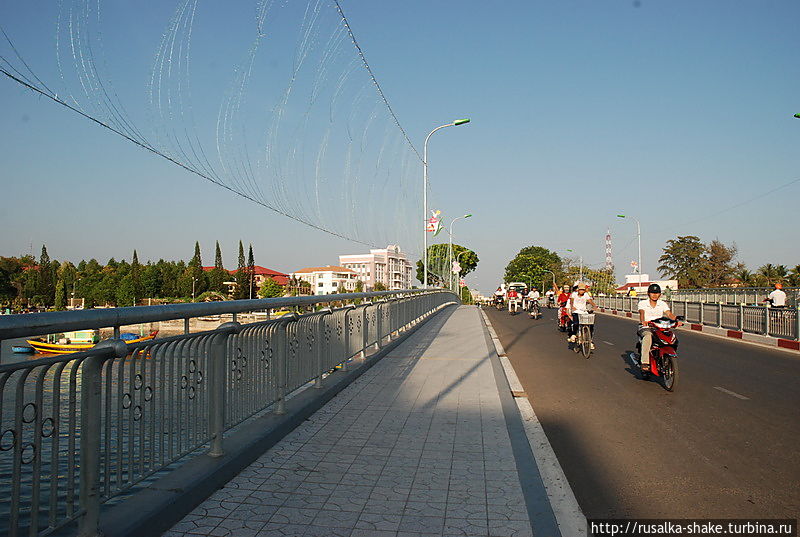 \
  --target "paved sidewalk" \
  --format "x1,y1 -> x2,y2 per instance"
167,306 -> 541,537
